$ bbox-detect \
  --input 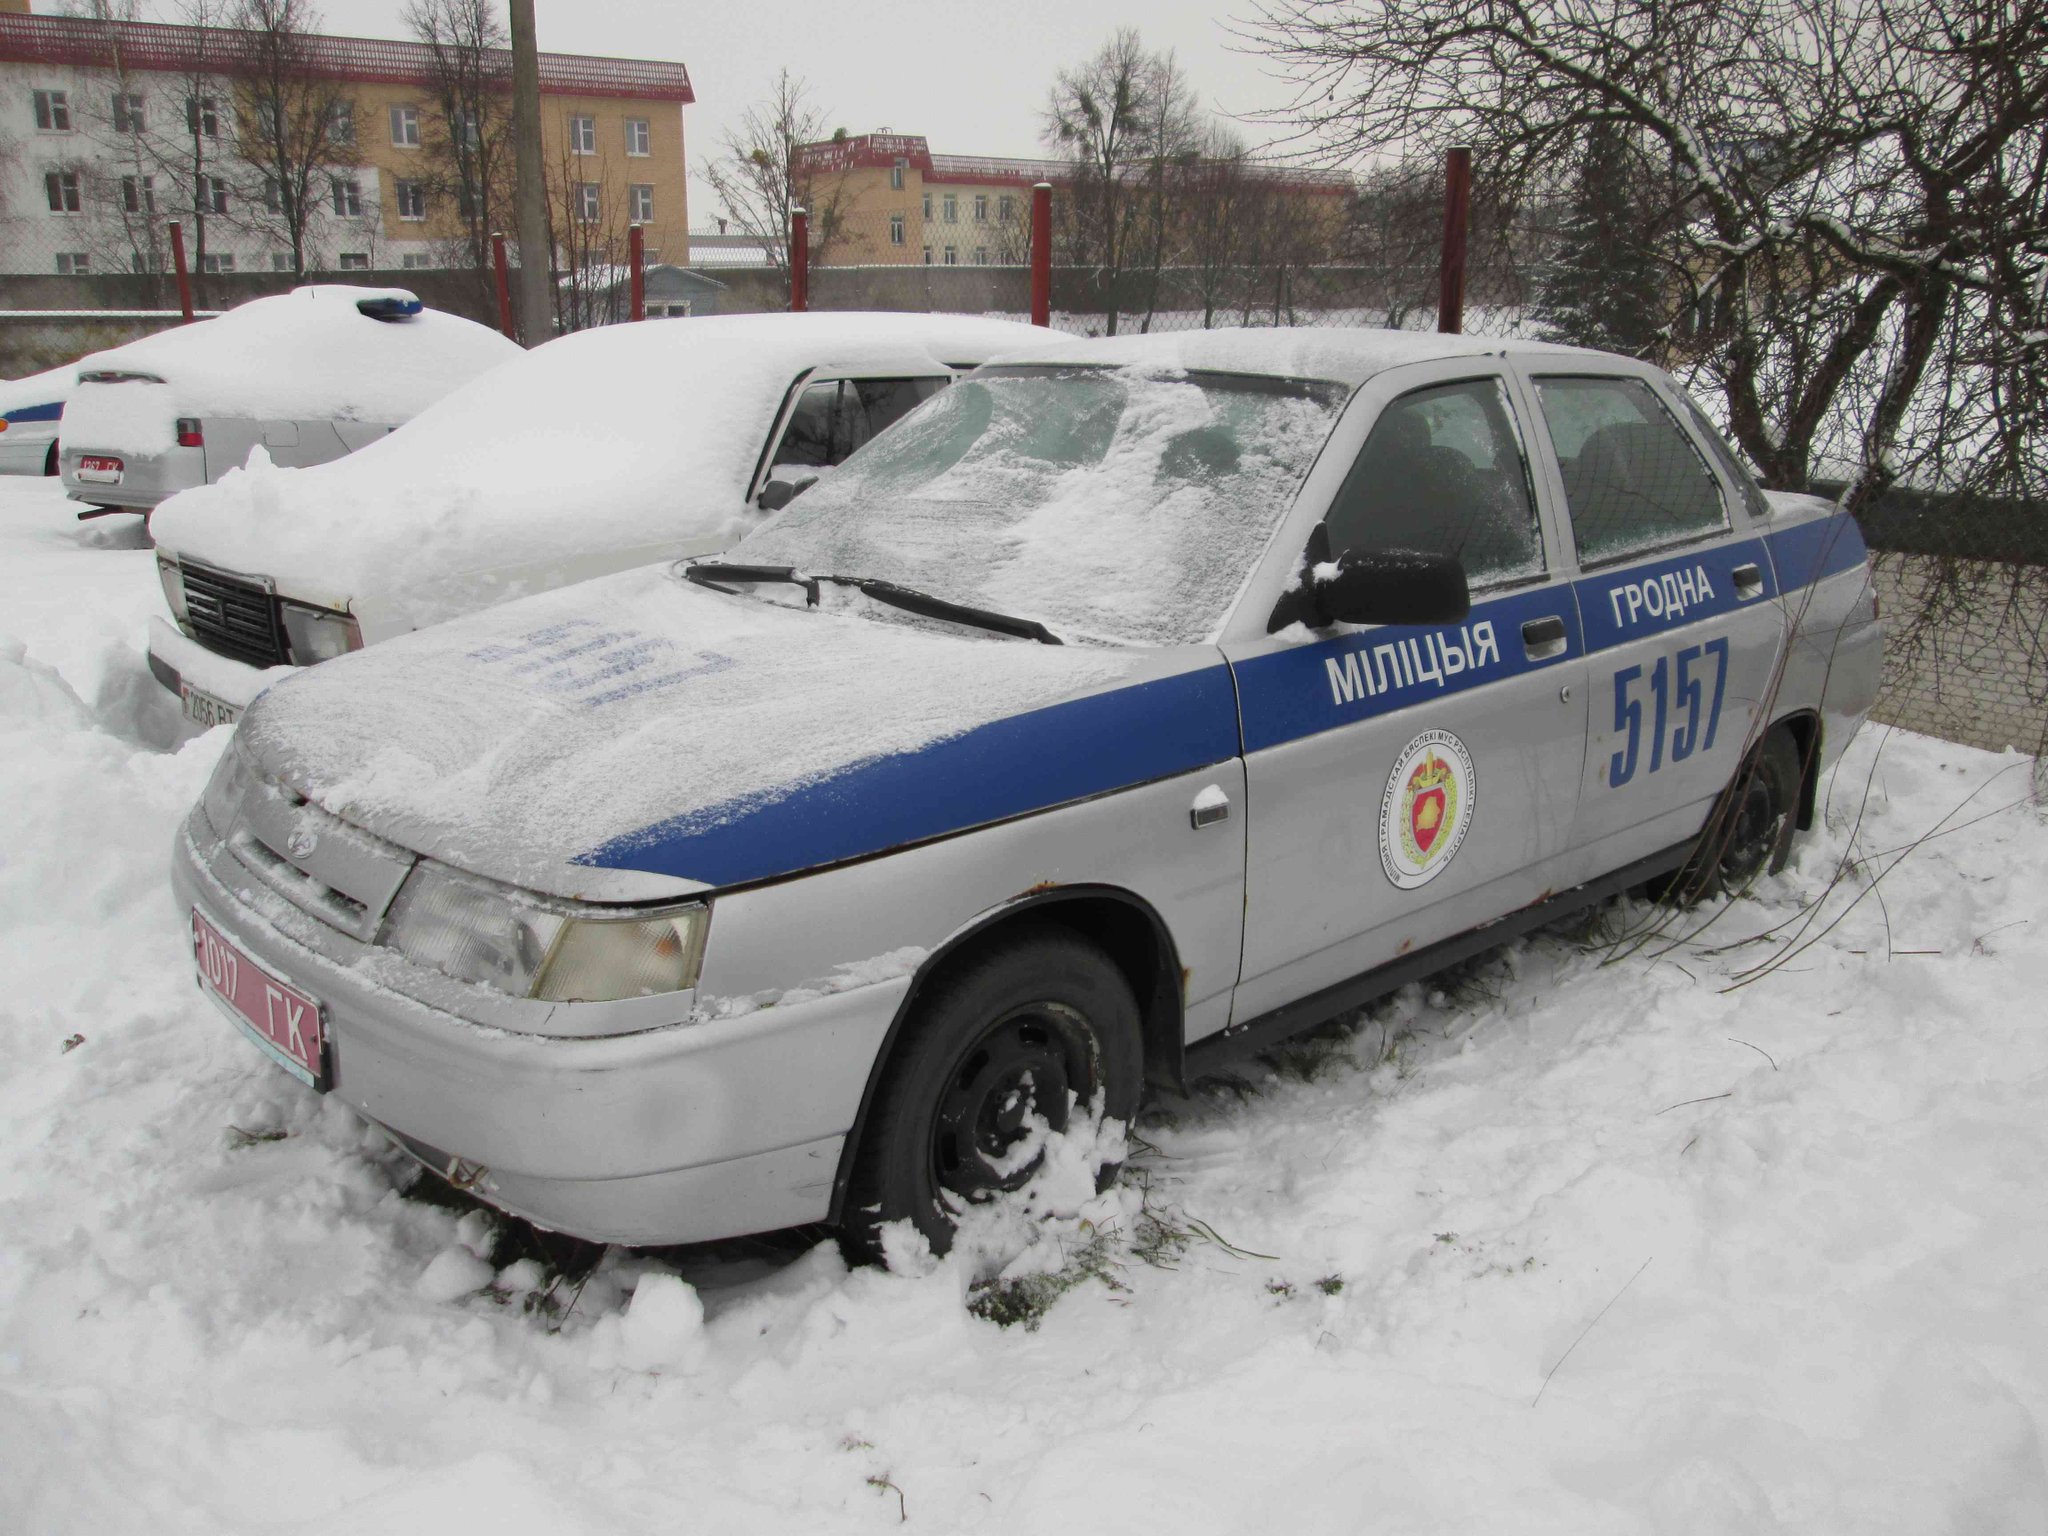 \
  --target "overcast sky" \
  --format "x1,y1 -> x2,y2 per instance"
84,0 -> 1321,229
